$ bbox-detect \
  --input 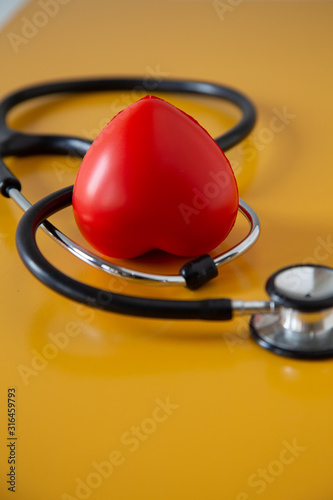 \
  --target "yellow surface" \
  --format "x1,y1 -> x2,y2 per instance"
1,1 -> 333,499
